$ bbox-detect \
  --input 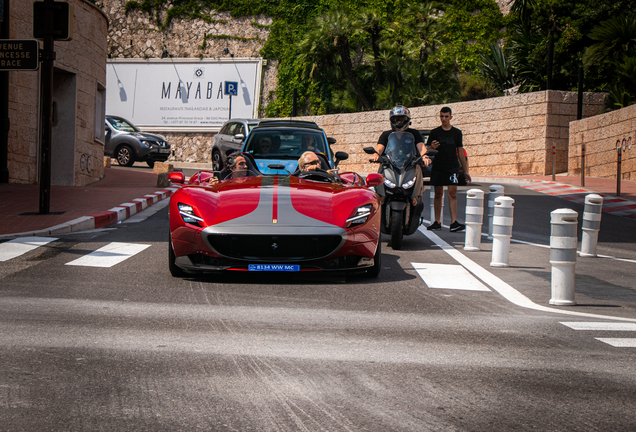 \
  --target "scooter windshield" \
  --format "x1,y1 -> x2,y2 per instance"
385,132 -> 417,170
